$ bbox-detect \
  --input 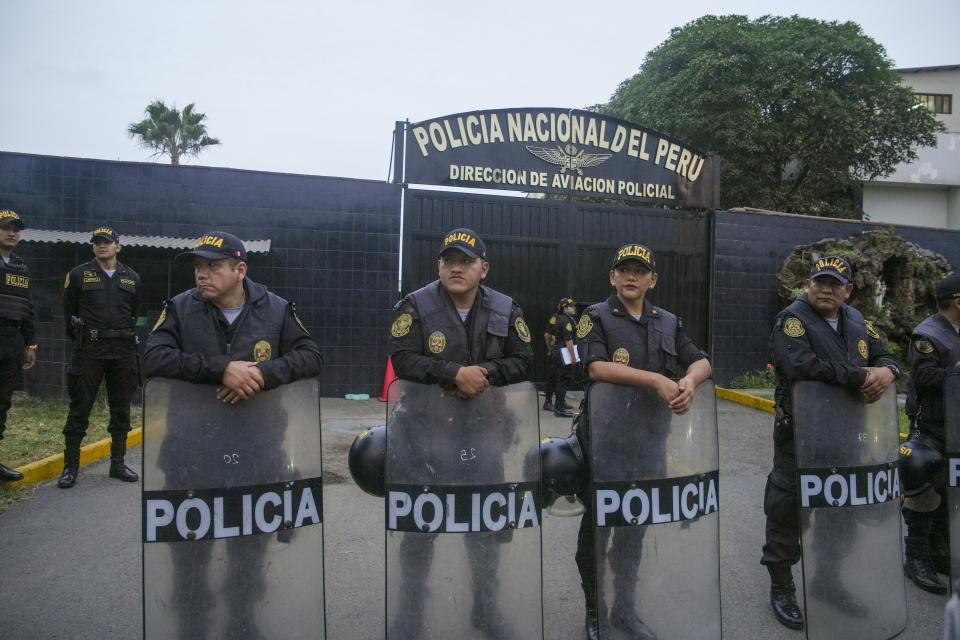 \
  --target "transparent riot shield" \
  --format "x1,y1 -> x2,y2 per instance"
946,370 -> 960,587
142,378 -> 325,640
384,380 -> 543,640
588,380 -> 721,640
792,382 -> 905,640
